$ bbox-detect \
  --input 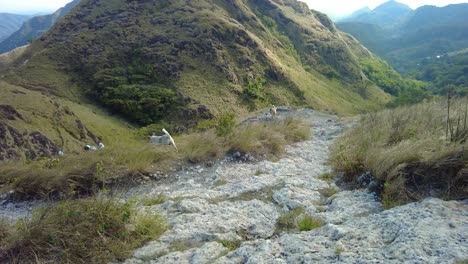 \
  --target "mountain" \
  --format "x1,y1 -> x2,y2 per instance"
0,0 -> 398,160
340,1 -> 412,29
337,2 -> 468,92
346,7 -> 371,19
0,0 -> 80,54
0,13 -> 32,42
